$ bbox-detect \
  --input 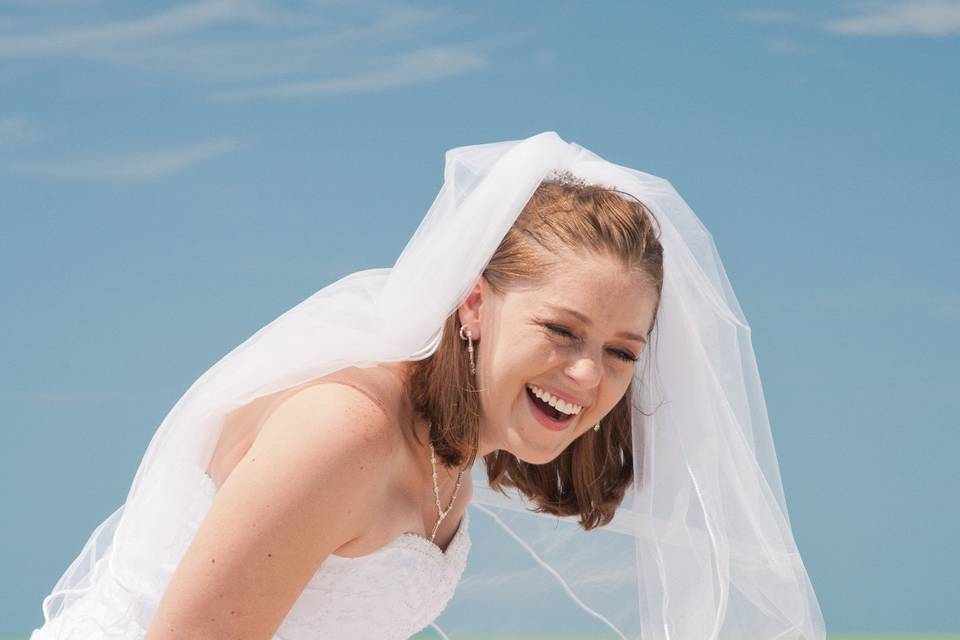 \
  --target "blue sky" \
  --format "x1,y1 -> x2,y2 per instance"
2,0 -> 958,635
